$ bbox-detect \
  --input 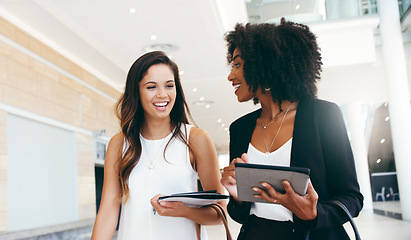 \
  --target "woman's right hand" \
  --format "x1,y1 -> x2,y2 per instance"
220,153 -> 248,202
